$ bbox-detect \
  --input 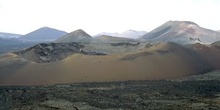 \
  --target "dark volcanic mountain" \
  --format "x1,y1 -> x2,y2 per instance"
19,27 -> 67,42
141,21 -> 220,44
55,29 -> 98,43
